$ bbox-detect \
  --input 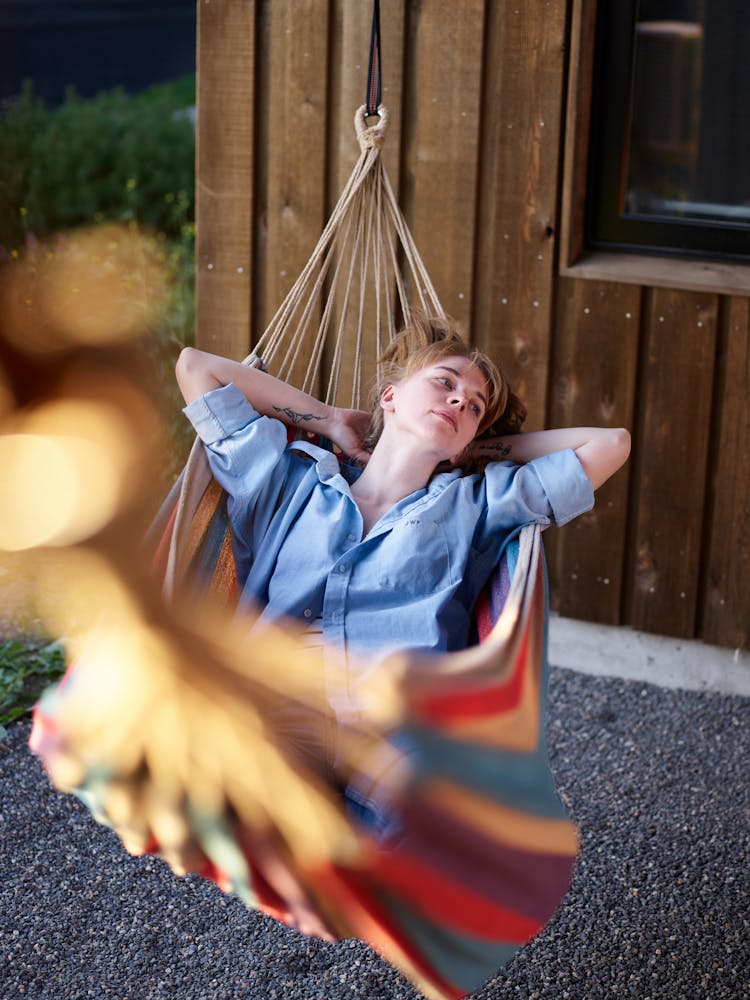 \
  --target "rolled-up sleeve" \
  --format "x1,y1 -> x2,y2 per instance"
183,383 -> 291,560
484,448 -> 594,530
527,449 -> 595,525
183,383 -> 288,499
